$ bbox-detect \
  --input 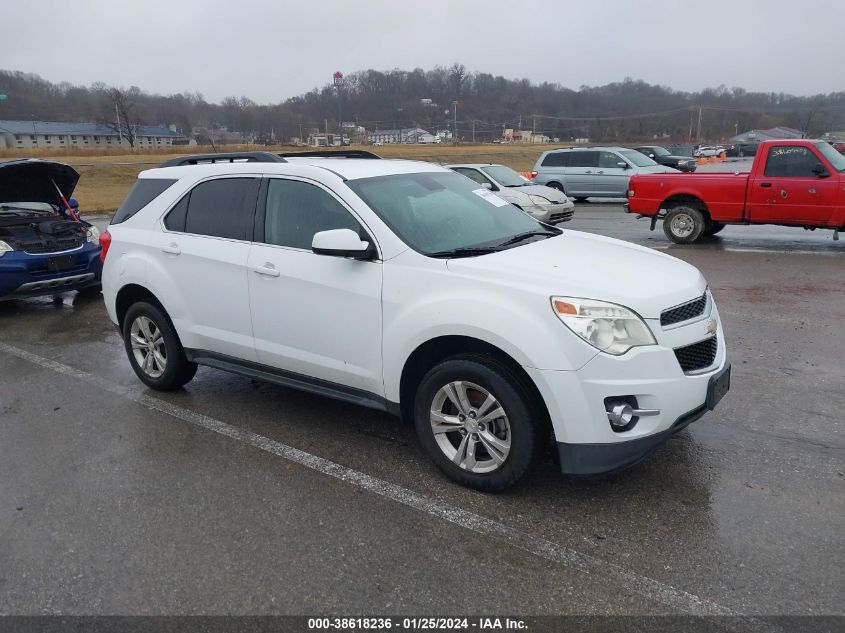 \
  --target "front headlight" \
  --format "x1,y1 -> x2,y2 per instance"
86,226 -> 100,244
0,240 -> 13,257
551,296 -> 656,355
528,195 -> 552,206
